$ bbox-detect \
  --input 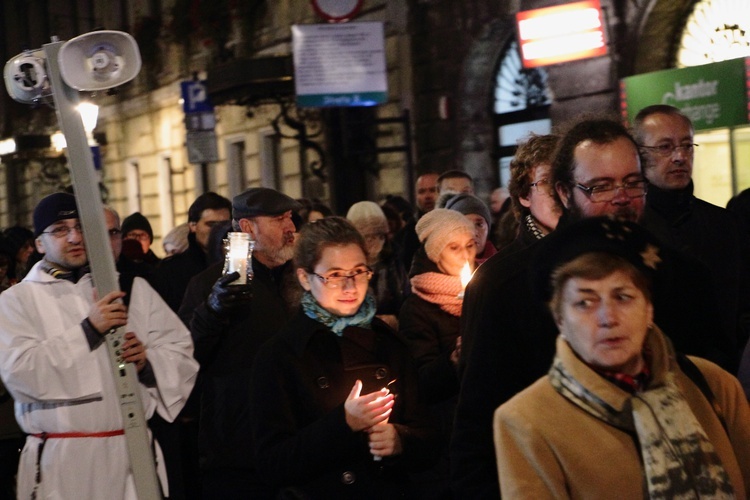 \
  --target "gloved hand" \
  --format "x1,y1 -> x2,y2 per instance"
206,272 -> 253,317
